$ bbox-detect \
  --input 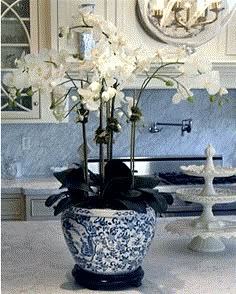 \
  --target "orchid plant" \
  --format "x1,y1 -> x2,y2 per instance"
3,11 -> 228,215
